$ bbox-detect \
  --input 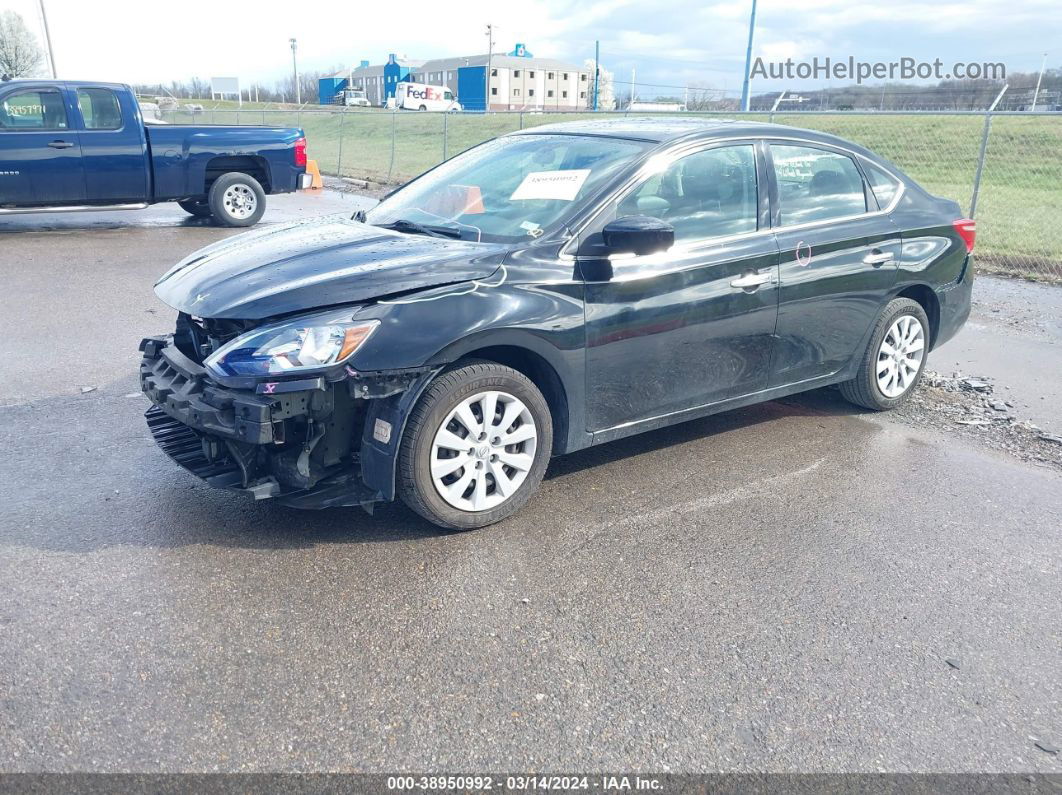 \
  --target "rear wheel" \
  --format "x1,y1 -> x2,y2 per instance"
840,297 -> 930,410
418,104 -> 427,111
177,198 -> 211,217
208,172 -> 266,227
398,362 -> 553,530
